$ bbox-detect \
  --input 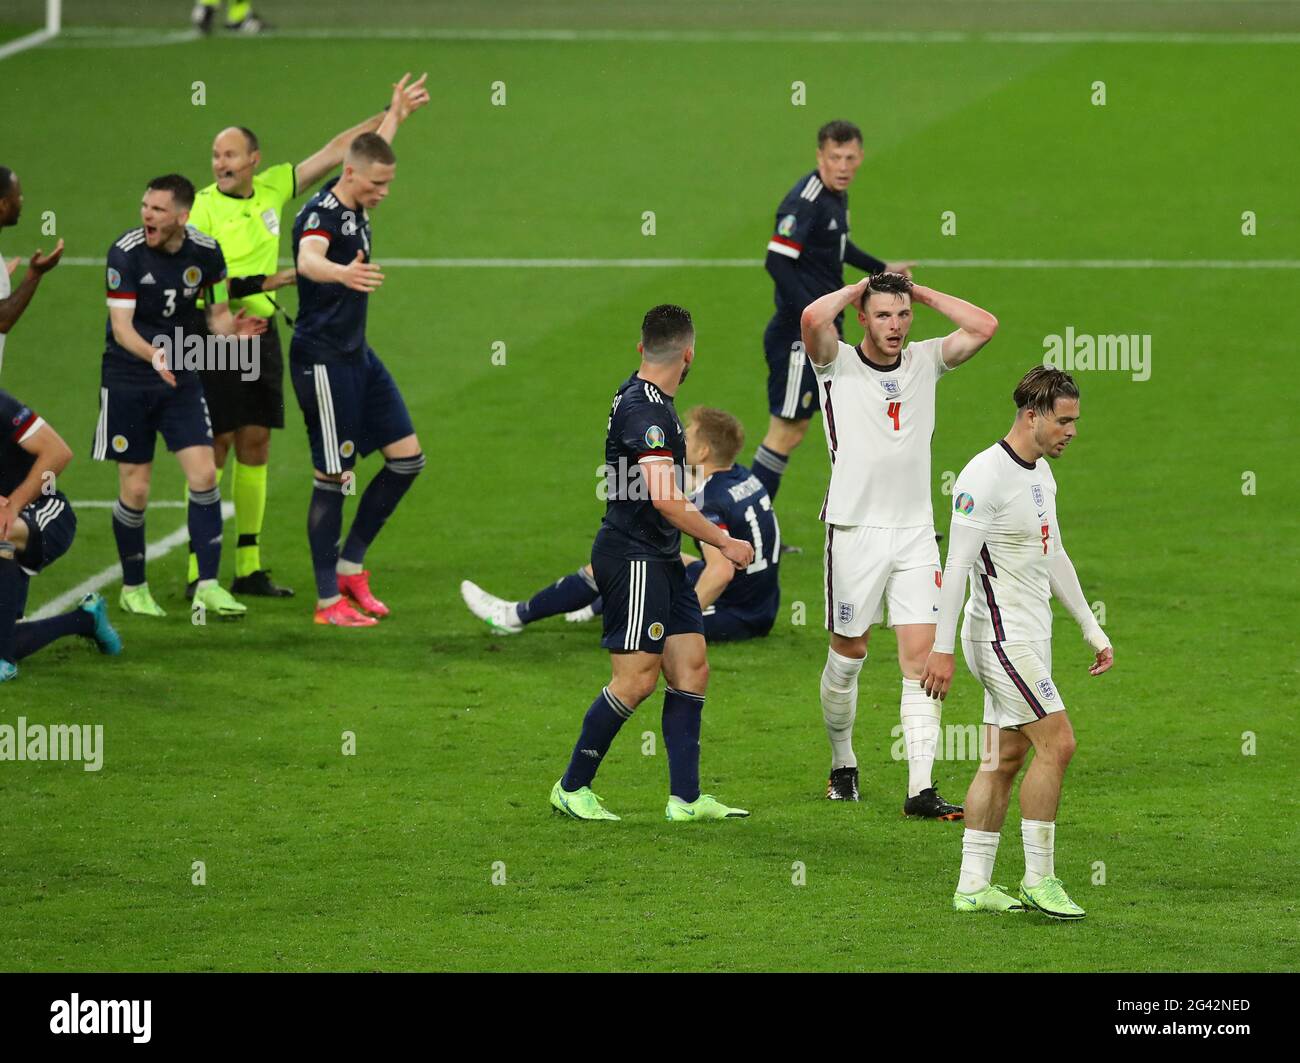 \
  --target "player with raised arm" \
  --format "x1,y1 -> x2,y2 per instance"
461,405 -> 781,643
921,367 -> 1112,918
182,75 -> 430,599
1,389 -> 122,682
750,122 -> 914,507
549,307 -> 755,822
290,75 -> 428,627
0,166 -> 65,377
94,174 -> 265,619
802,272 -> 997,812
